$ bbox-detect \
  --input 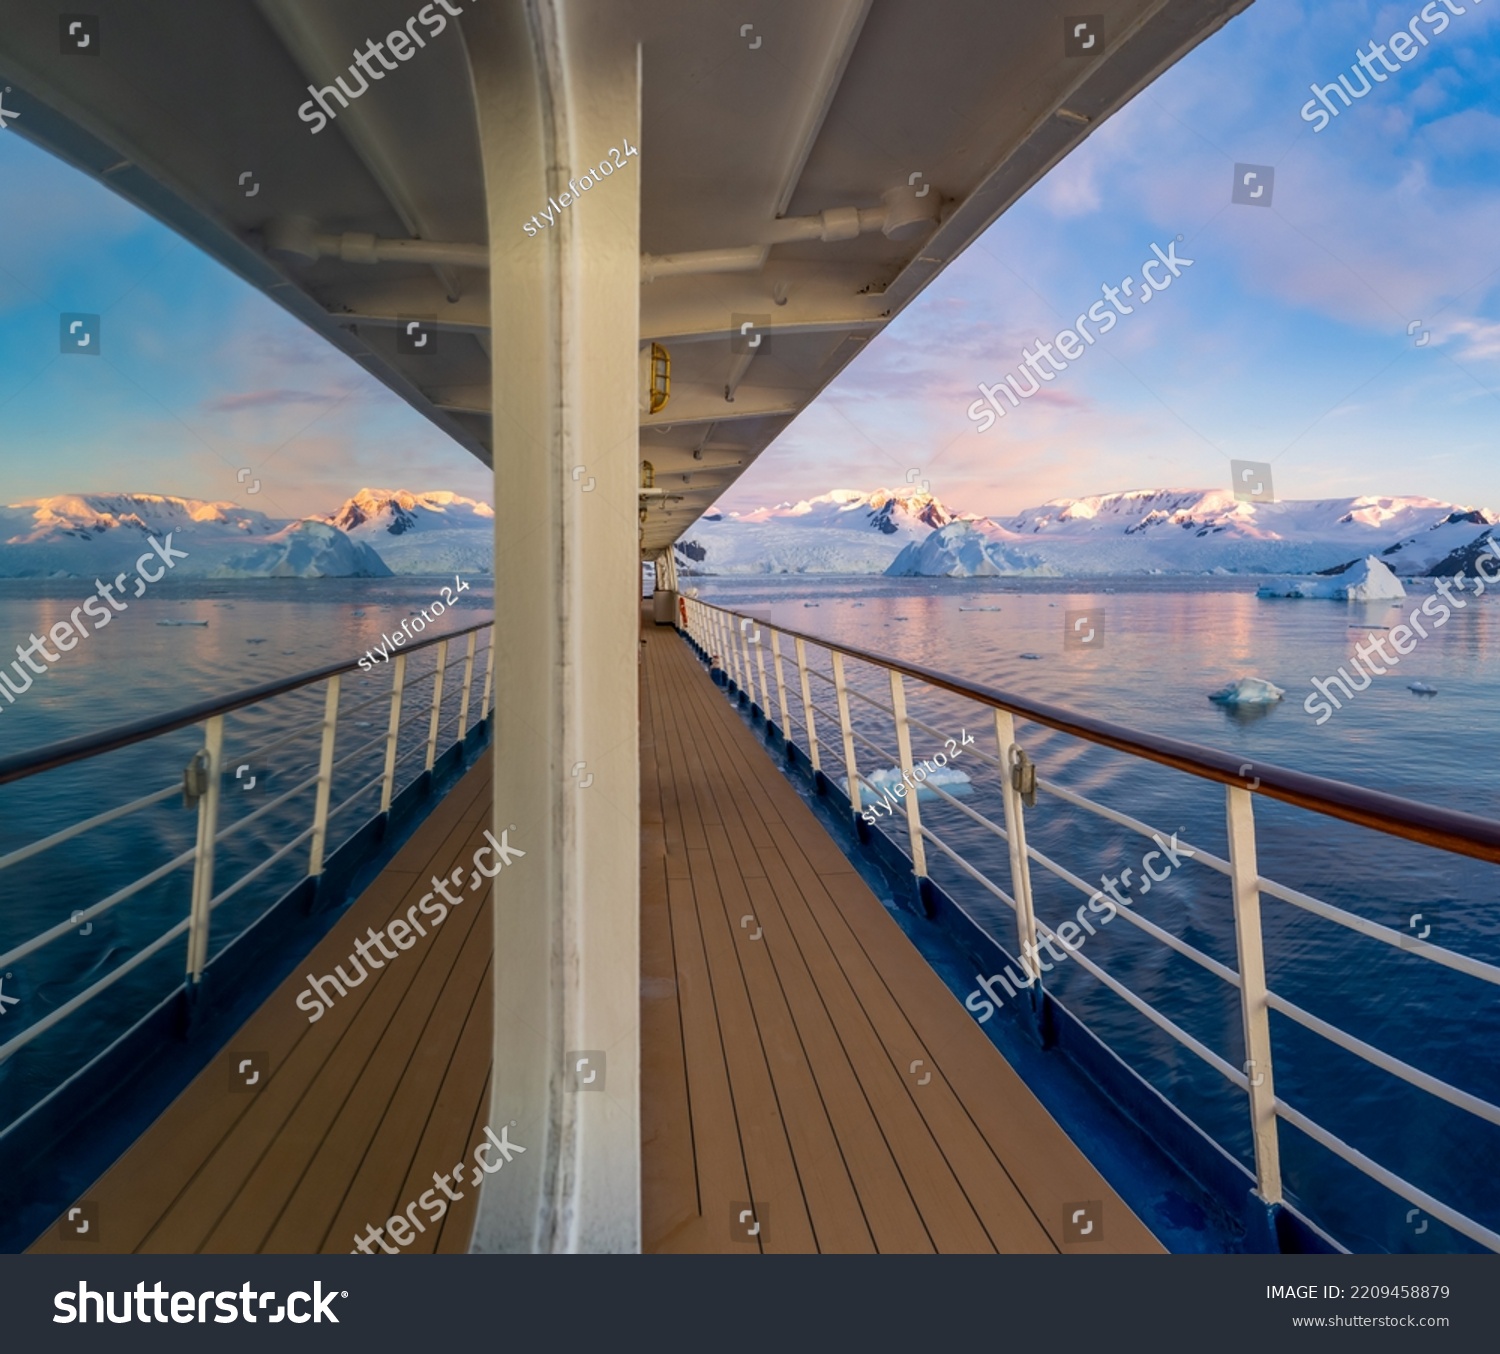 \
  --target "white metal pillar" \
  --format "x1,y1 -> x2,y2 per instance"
466,0 -> 641,1253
